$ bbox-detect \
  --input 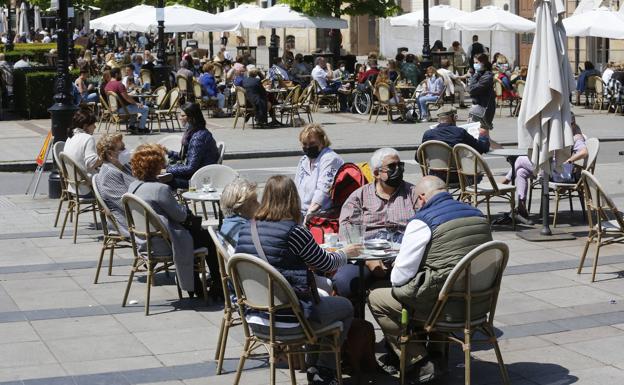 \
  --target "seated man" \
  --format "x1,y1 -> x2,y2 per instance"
357,59 -> 380,84
311,56 -> 348,112
437,59 -> 468,108
335,148 -> 418,298
268,57 -> 290,82
422,106 -> 490,154
368,176 -> 491,383
104,67 -> 150,134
